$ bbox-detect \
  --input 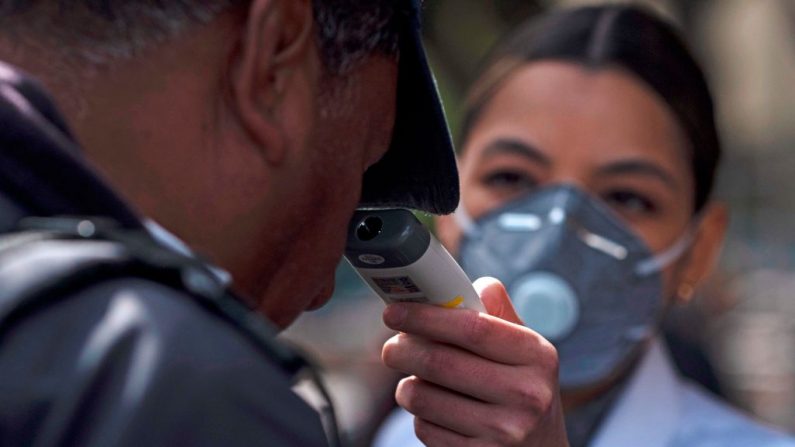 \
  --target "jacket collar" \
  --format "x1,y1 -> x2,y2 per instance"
0,62 -> 142,232
590,339 -> 682,447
